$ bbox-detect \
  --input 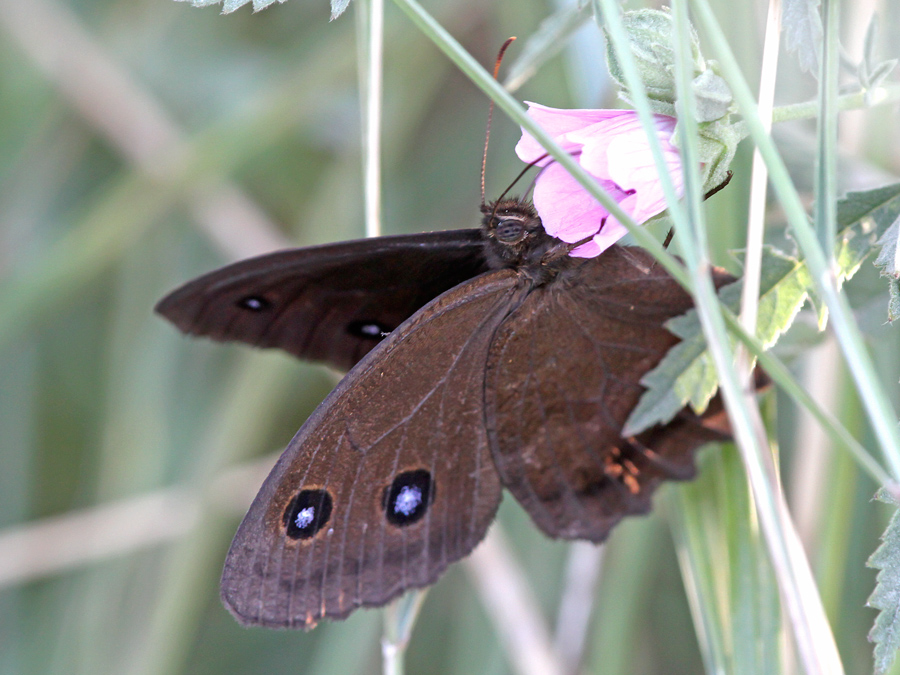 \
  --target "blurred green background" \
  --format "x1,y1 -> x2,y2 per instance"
1,0 -> 900,673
